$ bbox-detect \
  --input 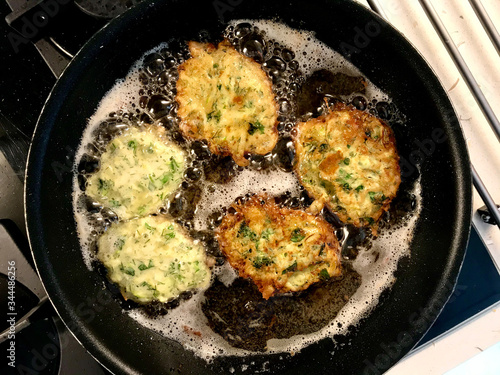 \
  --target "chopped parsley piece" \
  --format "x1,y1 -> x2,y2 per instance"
355,185 -> 364,192
161,225 -> 175,240
110,199 -> 121,208
282,261 -> 297,274
248,120 -> 265,135
253,255 -> 273,269
217,83 -> 222,91
319,143 -> 329,152
261,228 -> 274,240
97,179 -> 112,195
127,140 -> 138,153
341,183 -> 351,192
238,222 -> 258,242
290,228 -> 306,242
139,281 -> 151,288
336,168 -> 353,191
170,157 -> 179,172
160,173 -> 172,185
120,264 -> 135,276
145,222 -> 155,232
207,110 -> 222,123
138,260 -> 154,271
342,157 -> 350,165
114,237 -> 125,250
368,191 -> 387,205
319,268 -> 330,281
213,63 -> 219,69
318,243 -> 326,256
